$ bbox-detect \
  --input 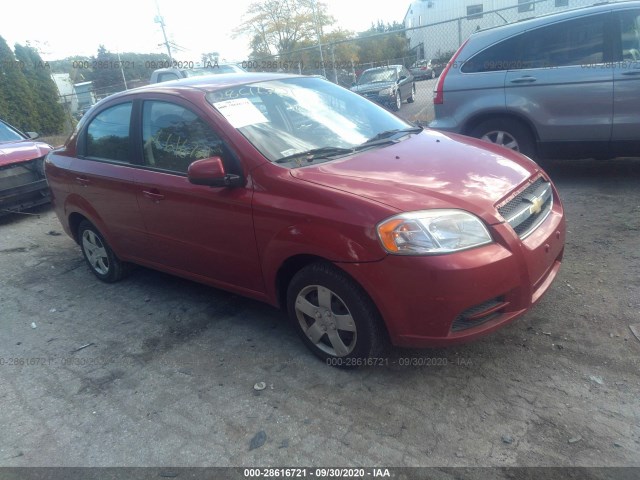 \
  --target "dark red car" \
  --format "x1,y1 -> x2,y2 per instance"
45,73 -> 566,365
0,119 -> 52,216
